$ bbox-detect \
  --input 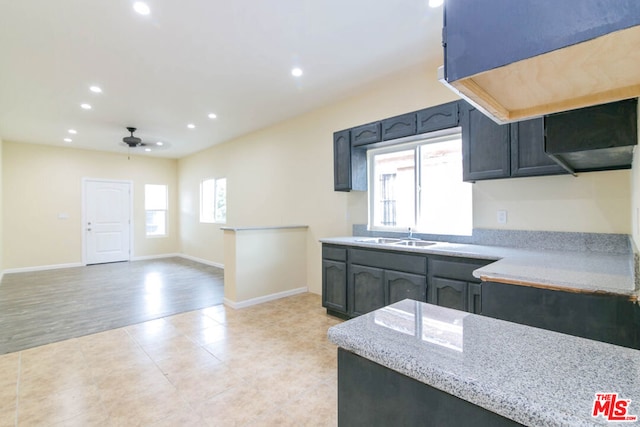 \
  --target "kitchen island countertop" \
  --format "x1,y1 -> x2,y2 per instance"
328,299 -> 640,426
